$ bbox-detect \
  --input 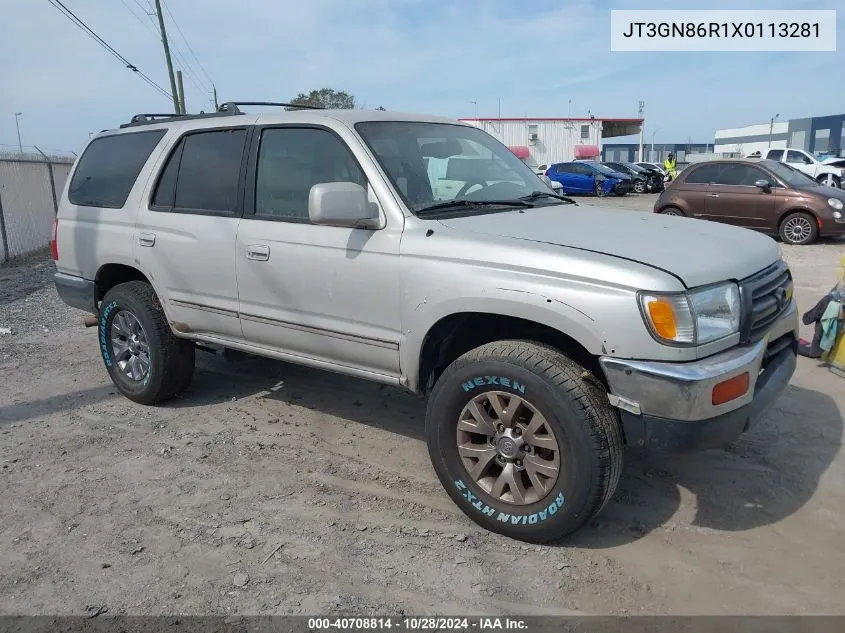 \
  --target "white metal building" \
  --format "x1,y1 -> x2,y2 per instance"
459,117 -> 644,167
714,121 -> 789,157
